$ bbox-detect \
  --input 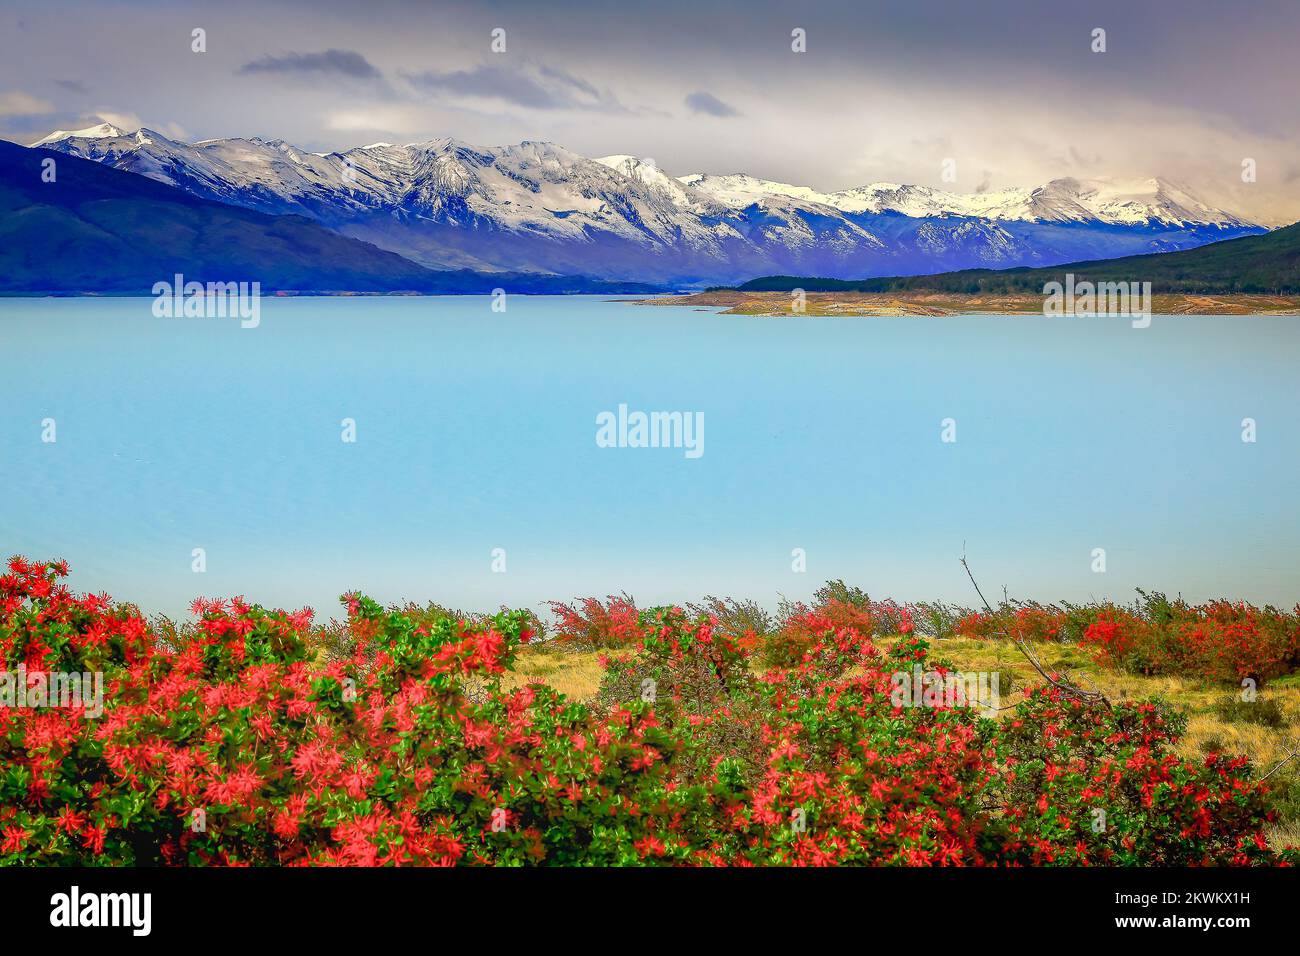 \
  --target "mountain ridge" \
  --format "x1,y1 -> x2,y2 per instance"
0,140 -> 664,295
30,126 -> 1264,286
